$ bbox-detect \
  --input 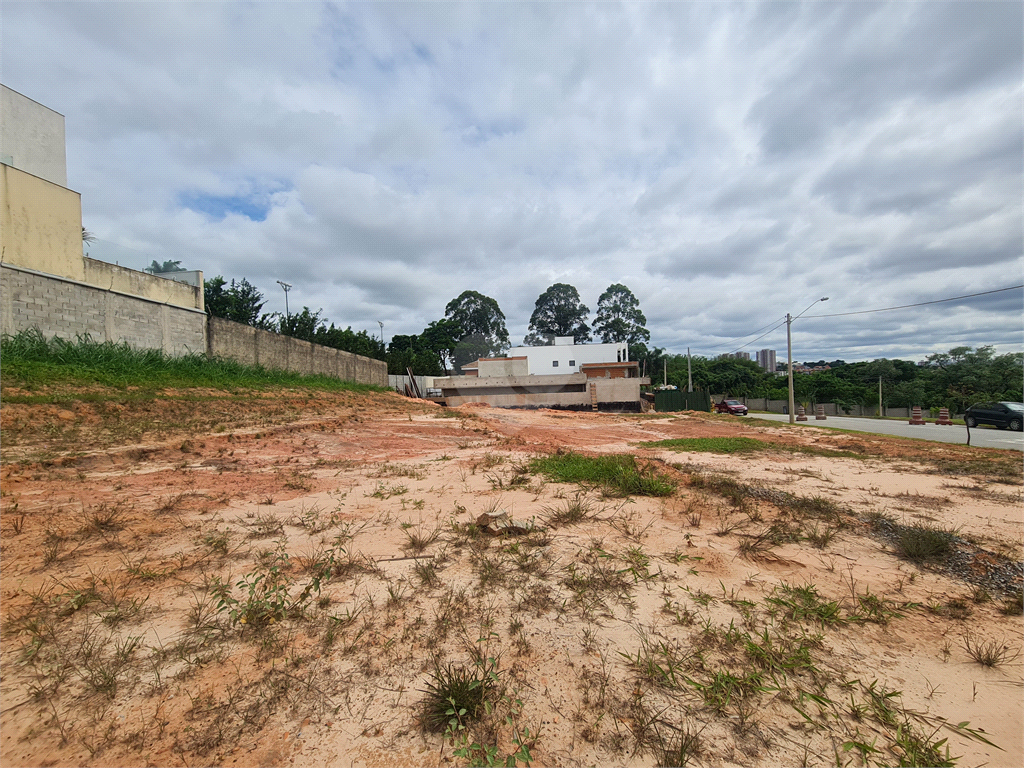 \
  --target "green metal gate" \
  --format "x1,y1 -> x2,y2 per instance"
654,389 -> 711,412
